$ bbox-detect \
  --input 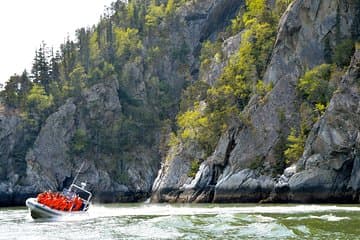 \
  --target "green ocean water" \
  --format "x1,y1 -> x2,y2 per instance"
1,203 -> 360,239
